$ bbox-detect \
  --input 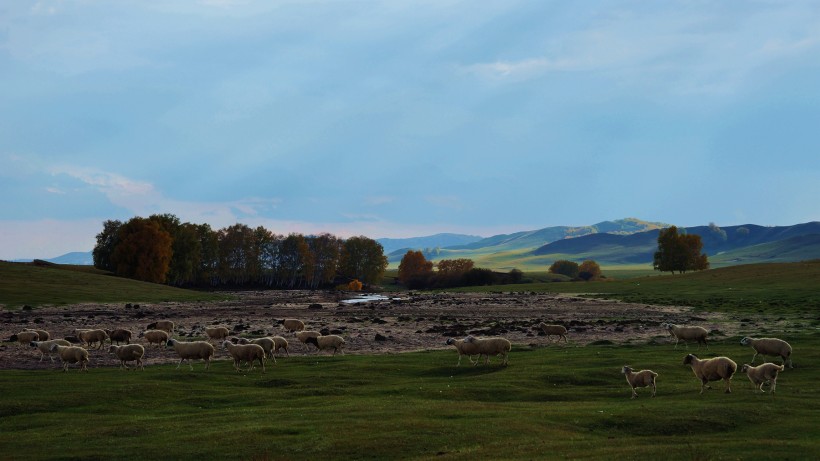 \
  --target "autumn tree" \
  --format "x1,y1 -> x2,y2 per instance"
549,260 -> 580,278
436,258 -> 475,276
307,233 -> 341,289
92,219 -> 122,271
577,260 -> 602,281
653,226 -> 709,274
110,217 -> 173,283
398,250 -> 434,284
339,236 -> 388,286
